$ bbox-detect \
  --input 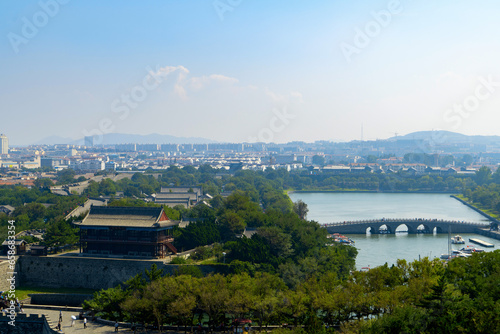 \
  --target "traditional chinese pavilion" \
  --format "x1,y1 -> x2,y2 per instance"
75,206 -> 178,258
